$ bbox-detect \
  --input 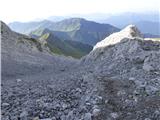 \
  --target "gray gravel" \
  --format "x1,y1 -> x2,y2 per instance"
1,22 -> 160,120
